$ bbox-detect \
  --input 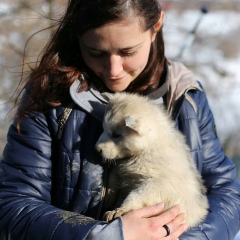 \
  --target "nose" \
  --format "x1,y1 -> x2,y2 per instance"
95,145 -> 102,153
105,54 -> 123,77
95,142 -> 102,152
